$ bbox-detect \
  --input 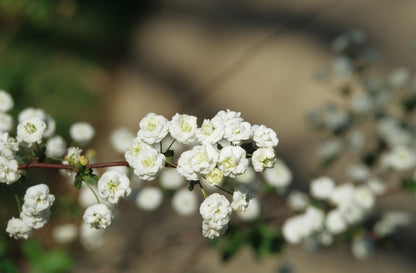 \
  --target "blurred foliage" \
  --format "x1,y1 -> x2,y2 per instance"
212,223 -> 285,261
0,0 -> 154,133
